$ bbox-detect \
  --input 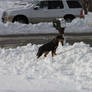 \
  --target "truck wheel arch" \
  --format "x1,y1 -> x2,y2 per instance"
12,15 -> 29,24
64,14 -> 75,22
